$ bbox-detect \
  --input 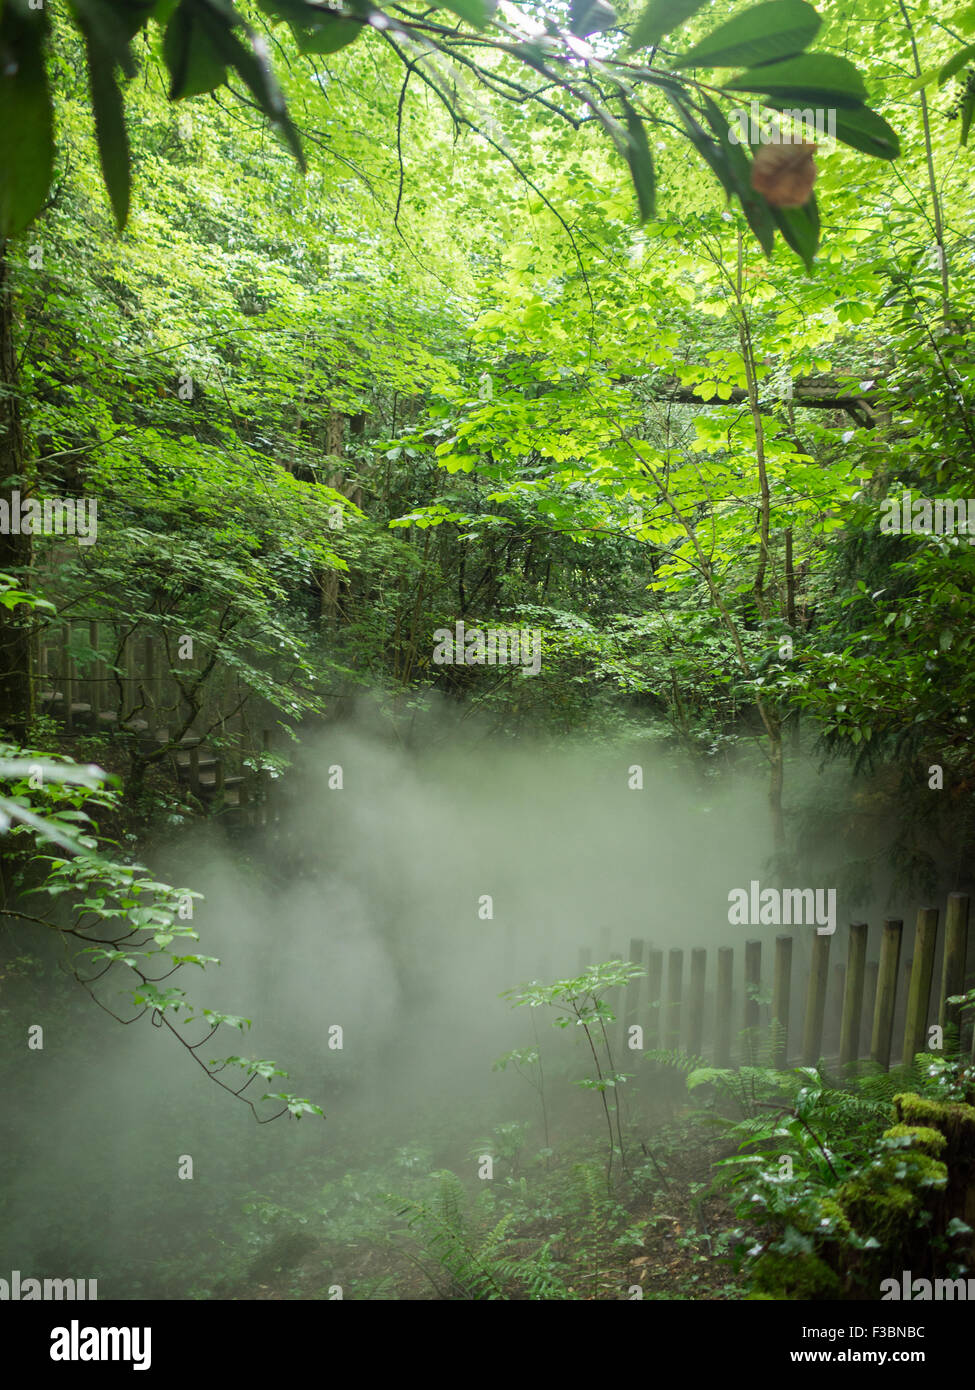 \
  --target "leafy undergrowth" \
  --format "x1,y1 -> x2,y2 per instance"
217,1114 -> 745,1302
198,1046 -> 975,1301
